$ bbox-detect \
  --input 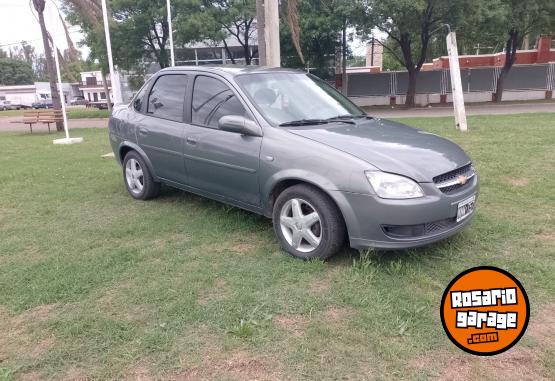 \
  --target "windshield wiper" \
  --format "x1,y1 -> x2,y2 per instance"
279,119 -> 329,127
326,114 -> 373,123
